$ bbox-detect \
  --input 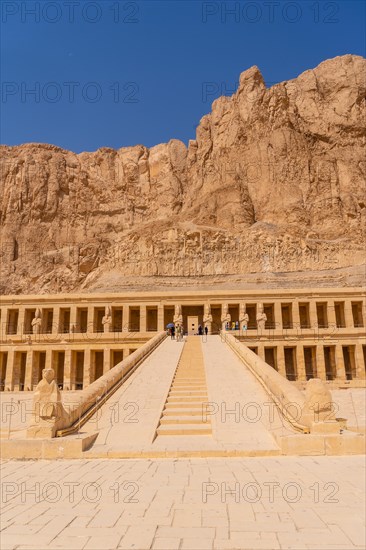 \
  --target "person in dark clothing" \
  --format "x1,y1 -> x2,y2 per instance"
204,326 -> 208,336
198,325 -> 203,335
